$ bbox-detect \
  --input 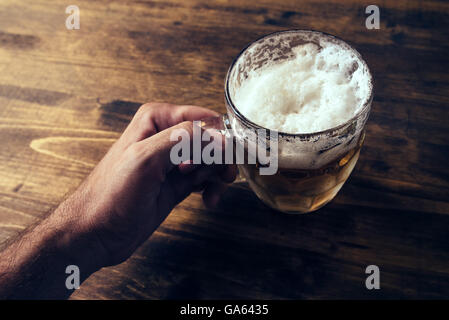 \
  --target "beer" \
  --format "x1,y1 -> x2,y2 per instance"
239,132 -> 364,213
225,30 -> 373,213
